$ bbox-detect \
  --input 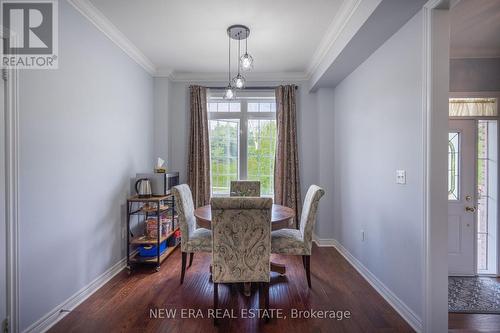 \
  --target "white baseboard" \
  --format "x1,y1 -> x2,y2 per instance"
312,234 -> 337,247
23,257 -> 127,333
313,235 -> 422,333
